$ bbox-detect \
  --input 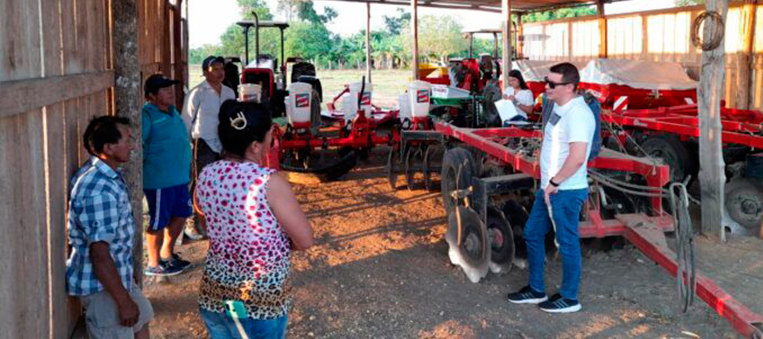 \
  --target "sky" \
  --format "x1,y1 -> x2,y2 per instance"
188,0 -> 676,48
